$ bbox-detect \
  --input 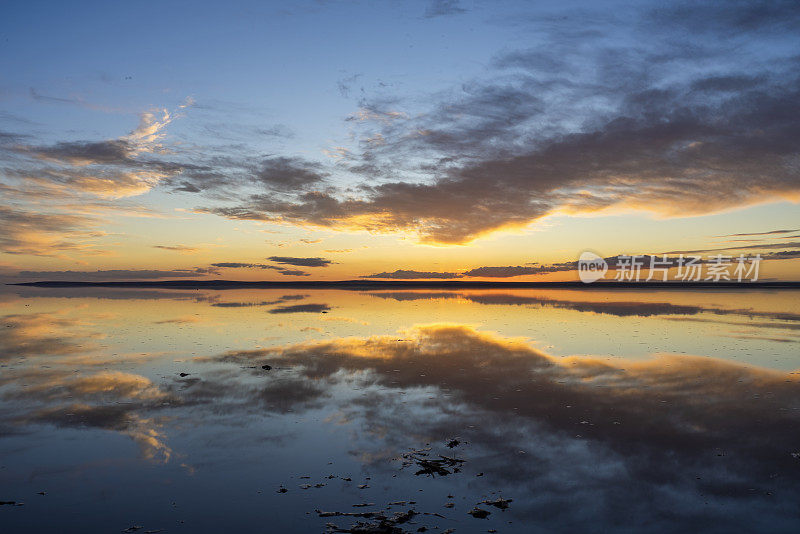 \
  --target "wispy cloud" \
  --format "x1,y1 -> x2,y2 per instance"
153,245 -> 200,254
716,228 -> 800,238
